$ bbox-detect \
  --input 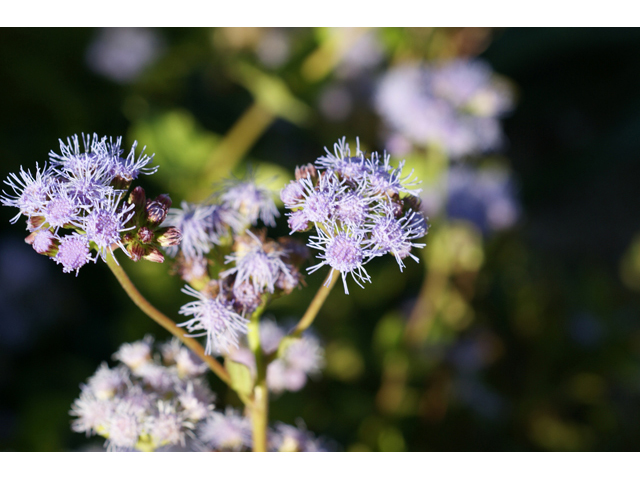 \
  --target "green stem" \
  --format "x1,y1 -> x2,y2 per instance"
290,268 -> 339,337
247,302 -> 268,452
105,254 -> 233,388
